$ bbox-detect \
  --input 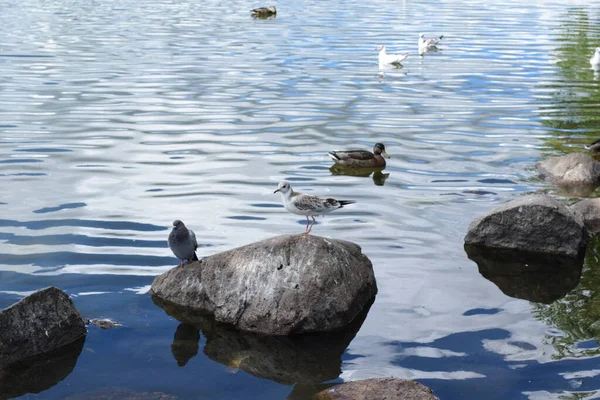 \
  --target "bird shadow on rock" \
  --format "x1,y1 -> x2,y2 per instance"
464,245 -> 584,304
329,165 -> 390,186
0,336 -> 85,399
153,295 -> 373,386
